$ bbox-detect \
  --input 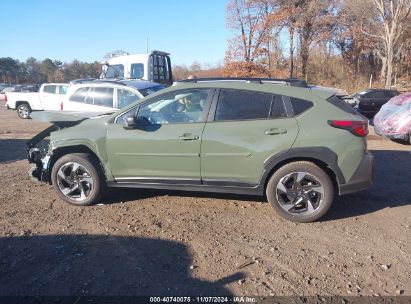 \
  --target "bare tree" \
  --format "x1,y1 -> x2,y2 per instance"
364,0 -> 411,88
226,0 -> 272,63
